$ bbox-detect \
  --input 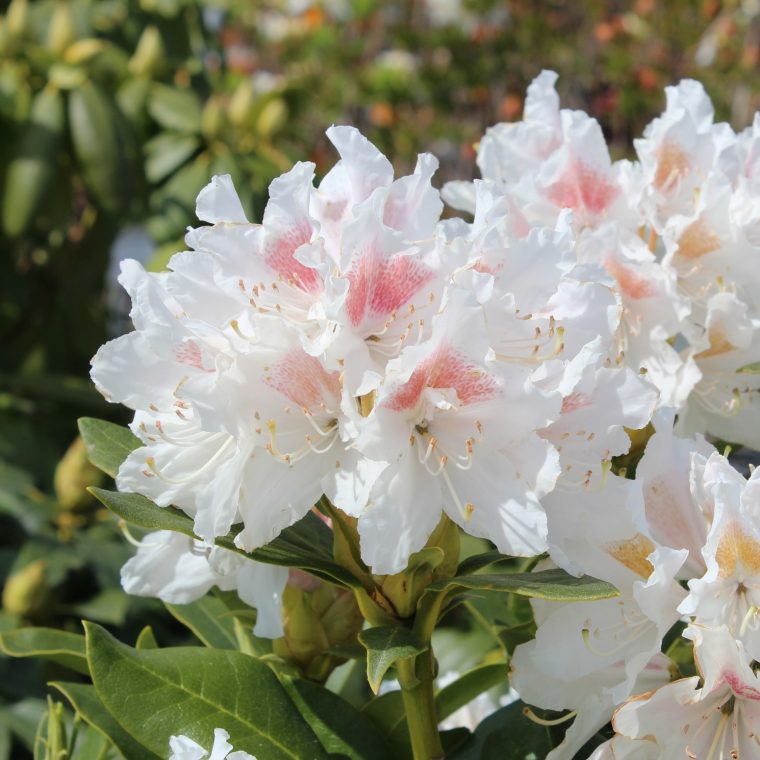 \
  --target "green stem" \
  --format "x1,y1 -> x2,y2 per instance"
397,651 -> 444,760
